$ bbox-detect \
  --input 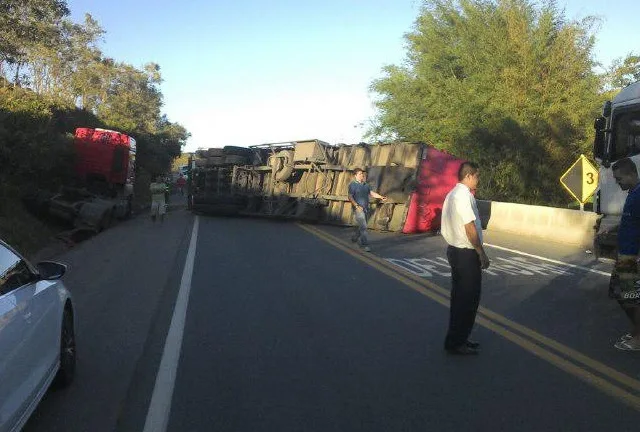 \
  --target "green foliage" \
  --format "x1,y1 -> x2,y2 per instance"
0,0 -> 69,66
0,2 -> 190,181
133,124 -> 188,180
0,3 -> 190,252
605,53 -> 640,91
97,62 -> 163,133
369,0 -> 607,204
0,86 -> 77,194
